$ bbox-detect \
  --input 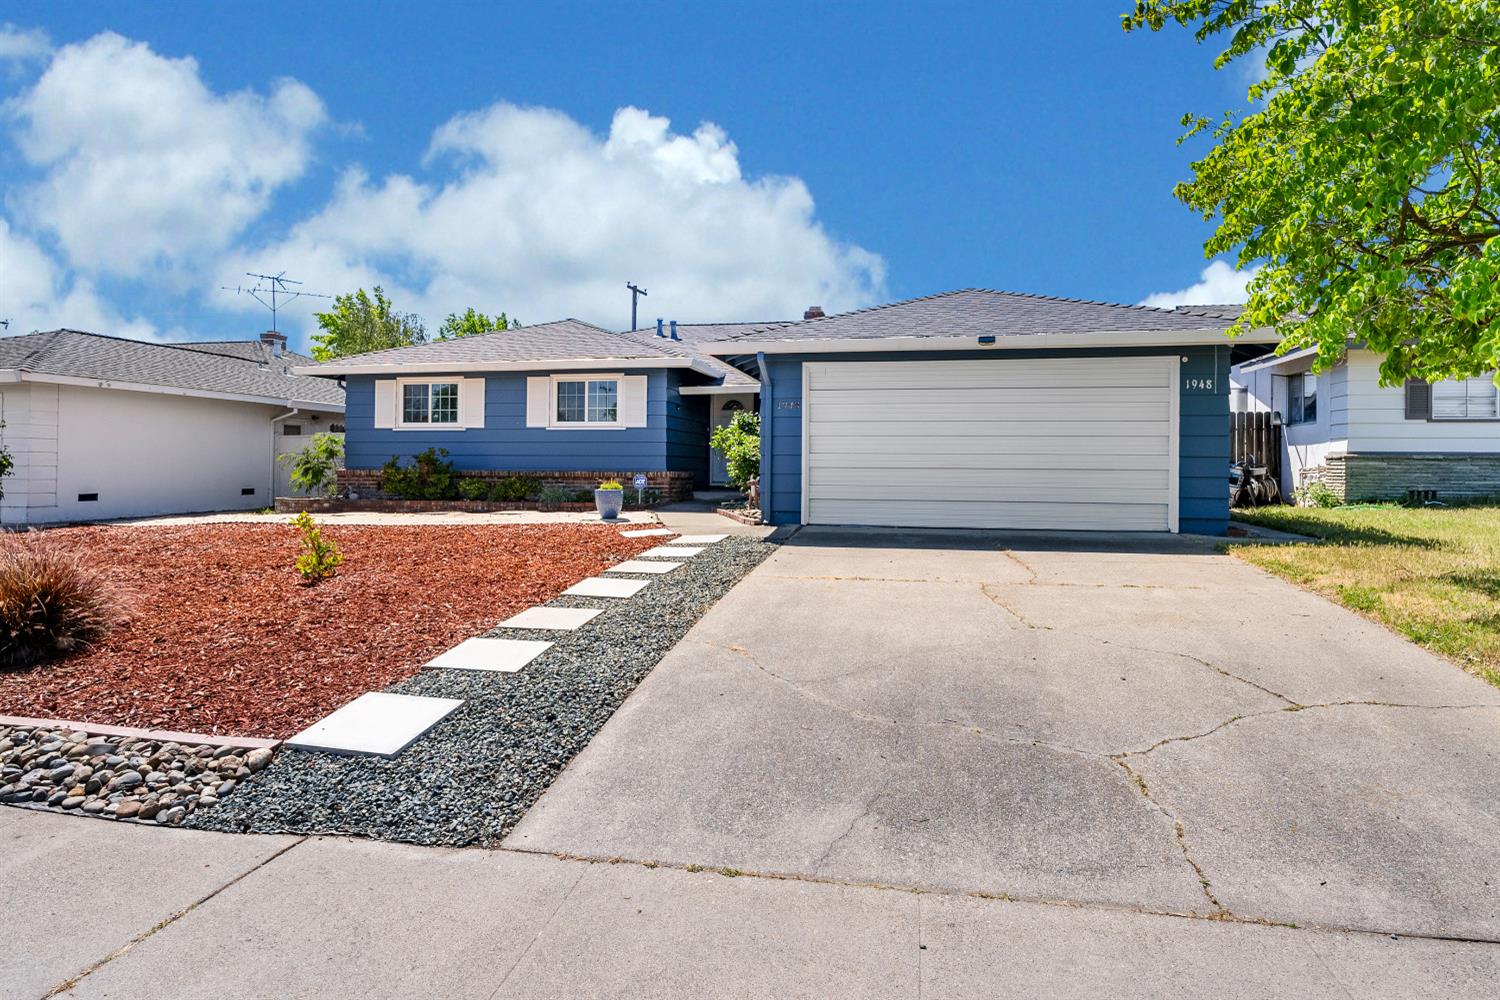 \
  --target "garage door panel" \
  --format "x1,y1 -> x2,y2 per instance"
804,357 -> 1178,532
811,499 -> 1171,531
809,358 -> 1173,391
